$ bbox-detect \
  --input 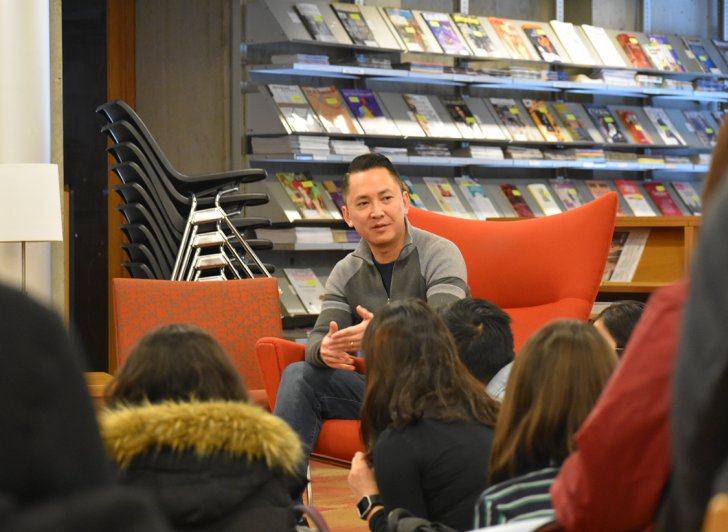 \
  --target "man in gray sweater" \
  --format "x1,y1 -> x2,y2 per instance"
274,153 -> 469,491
